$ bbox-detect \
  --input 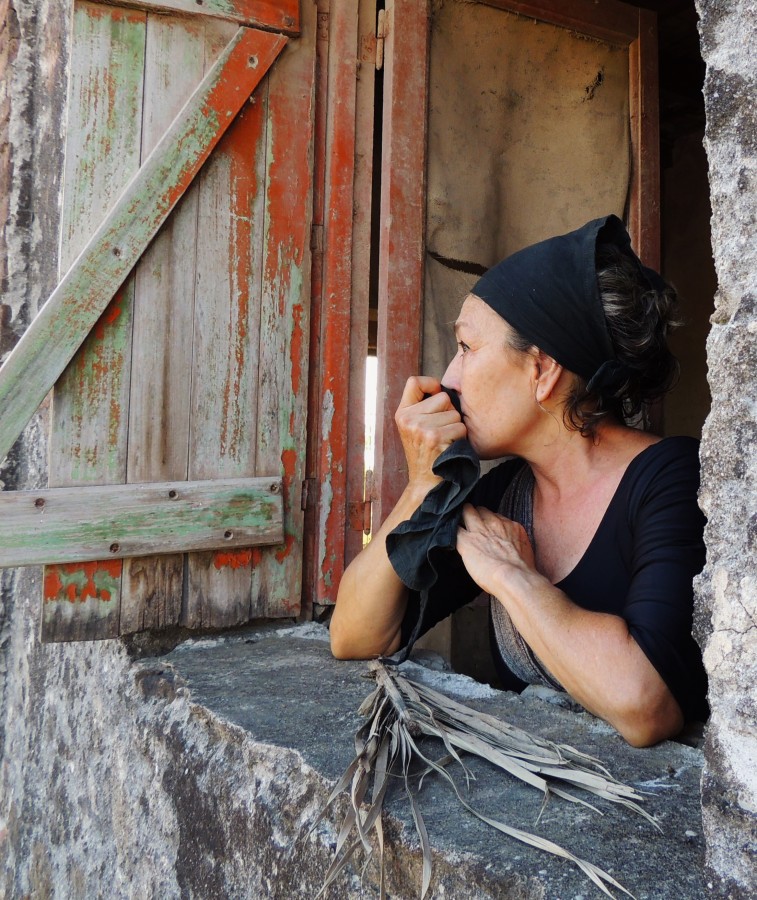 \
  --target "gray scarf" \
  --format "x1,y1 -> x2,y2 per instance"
490,464 -> 563,691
